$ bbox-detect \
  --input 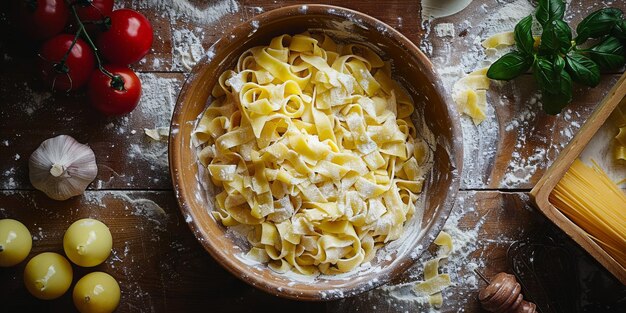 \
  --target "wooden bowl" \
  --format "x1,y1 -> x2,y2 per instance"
169,4 -> 463,300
